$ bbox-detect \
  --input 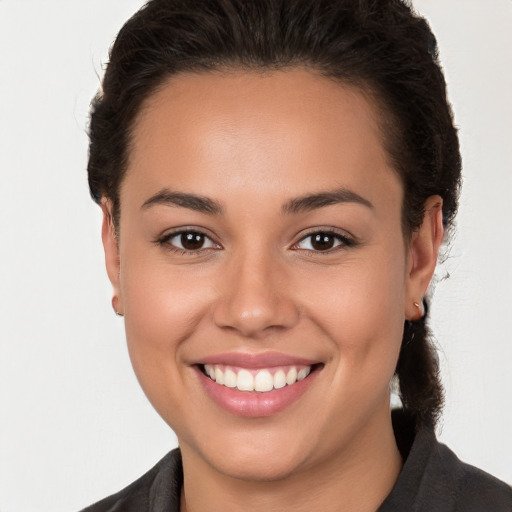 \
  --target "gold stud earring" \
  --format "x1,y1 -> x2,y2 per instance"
412,300 -> 424,319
